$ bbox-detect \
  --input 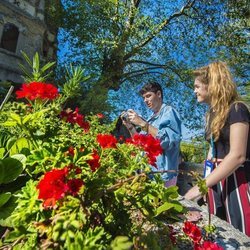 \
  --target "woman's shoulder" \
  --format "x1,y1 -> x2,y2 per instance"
228,102 -> 250,124
230,102 -> 249,113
